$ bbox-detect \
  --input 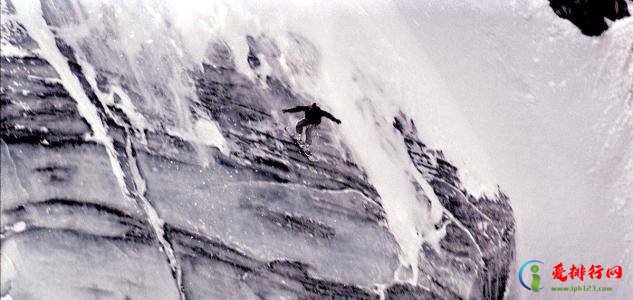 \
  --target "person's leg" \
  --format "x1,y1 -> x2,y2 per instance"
305,124 -> 316,145
295,118 -> 310,135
